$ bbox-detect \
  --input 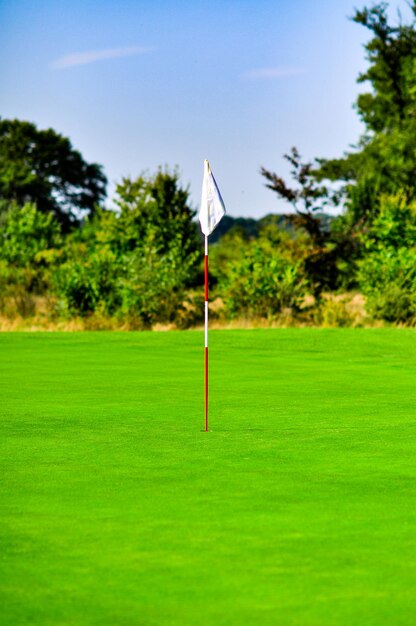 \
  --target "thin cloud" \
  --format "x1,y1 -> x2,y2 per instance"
52,46 -> 155,70
242,66 -> 305,80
